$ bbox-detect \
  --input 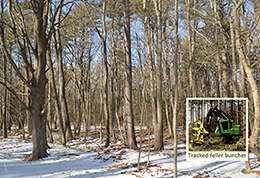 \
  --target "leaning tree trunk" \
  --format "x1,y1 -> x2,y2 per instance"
234,1 -> 260,161
47,46 -> 66,145
54,0 -> 72,141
